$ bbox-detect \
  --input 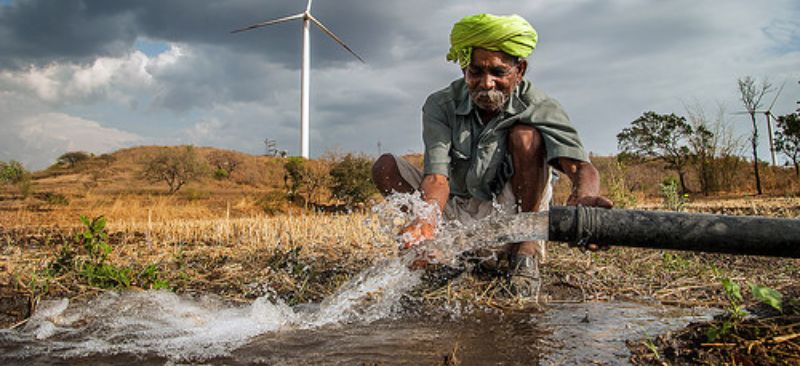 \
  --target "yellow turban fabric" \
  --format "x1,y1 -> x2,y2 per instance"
446,14 -> 538,69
